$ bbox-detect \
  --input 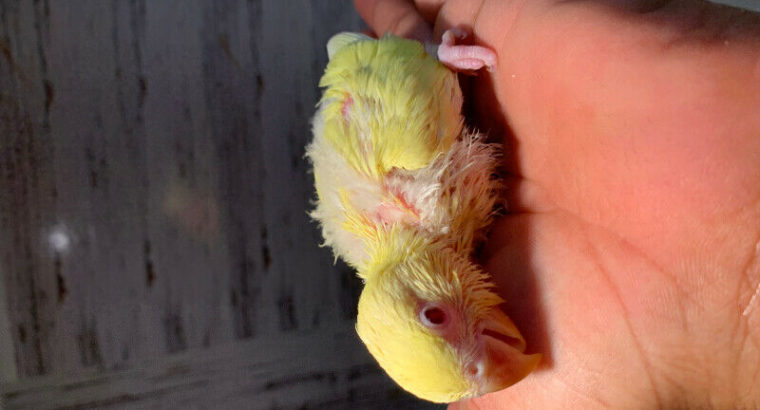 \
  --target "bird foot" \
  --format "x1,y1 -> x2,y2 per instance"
436,28 -> 497,72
